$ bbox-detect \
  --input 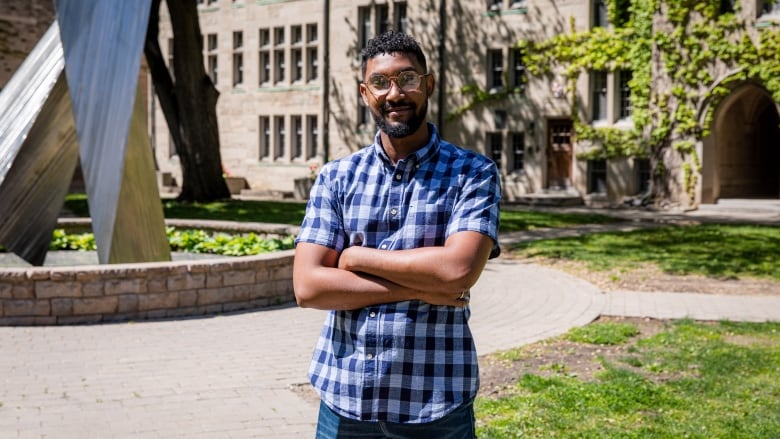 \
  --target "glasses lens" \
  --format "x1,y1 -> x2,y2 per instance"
369,76 -> 390,92
398,72 -> 421,91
